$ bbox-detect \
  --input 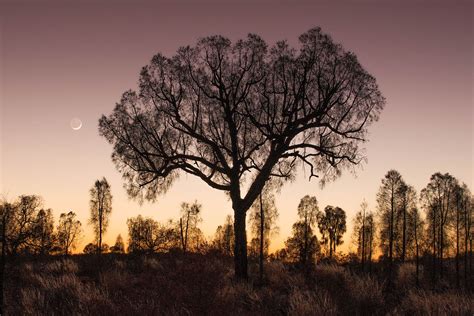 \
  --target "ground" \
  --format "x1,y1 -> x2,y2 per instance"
4,253 -> 473,315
